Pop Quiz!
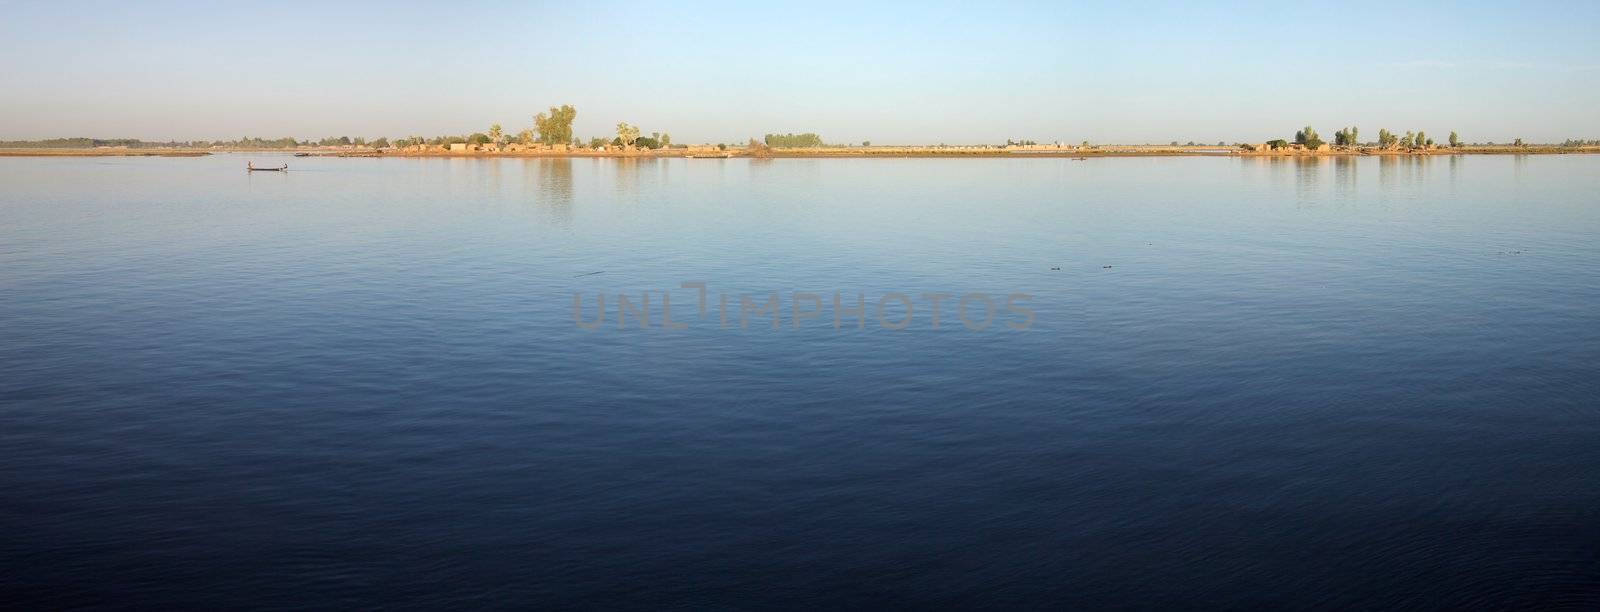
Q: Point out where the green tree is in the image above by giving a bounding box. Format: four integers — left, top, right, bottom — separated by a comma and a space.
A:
1294, 125, 1323, 149
660, 132, 671, 147
1416, 131, 1427, 148
1448, 131, 1459, 147
534, 105, 577, 144
517, 129, 534, 145
1334, 126, 1359, 147
488, 124, 503, 144
468, 133, 491, 145
371, 137, 390, 148
589, 136, 608, 149
763, 133, 824, 147
615, 122, 640, 147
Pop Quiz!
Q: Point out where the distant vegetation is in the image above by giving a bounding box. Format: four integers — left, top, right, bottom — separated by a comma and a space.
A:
1293, 126, 1324, 149
615, 122, 640, 148
5, 115, 1594, 153
764, 133, 824, 148
0, 137, 187, 148
534, 105, 578, 144
1333, 127, 1359, 146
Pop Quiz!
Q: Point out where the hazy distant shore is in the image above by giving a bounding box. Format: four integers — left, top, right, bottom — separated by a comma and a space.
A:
2, 146, 1596, 159
0, 149, 210, 157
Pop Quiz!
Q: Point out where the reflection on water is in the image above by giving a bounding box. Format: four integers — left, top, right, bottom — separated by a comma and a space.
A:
1293, 157, 1322, 206
1333, 155, 1356, 202
533, 158, 573, 225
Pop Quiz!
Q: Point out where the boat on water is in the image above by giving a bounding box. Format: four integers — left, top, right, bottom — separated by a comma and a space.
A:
247, 162, 287, 172
293, 153, 312, 157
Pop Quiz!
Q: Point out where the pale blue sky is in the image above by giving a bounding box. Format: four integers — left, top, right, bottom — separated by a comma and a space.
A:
1, 0, 1596, 143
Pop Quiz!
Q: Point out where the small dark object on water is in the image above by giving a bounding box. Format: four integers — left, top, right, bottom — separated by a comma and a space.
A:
247, 162, 287, 172
574, 271, 606, 278
1050, 267, 1061, 271
1103, 265, 1113, 269
294, 153, 312, 157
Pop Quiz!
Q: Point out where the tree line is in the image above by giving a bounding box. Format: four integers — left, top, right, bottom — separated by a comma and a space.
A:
1256, 126, 1469, 150
764, 133, 825, 148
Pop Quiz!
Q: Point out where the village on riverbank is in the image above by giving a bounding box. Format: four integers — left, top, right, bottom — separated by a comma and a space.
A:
4, 106, 1598, 158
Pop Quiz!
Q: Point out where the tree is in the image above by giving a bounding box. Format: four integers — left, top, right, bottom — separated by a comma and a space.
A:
468, 133, 491, 145
1334, 126, 1359, 147
517, 129, 534, 145
1513, 138, 1524, 147
1266, 139, 1288, 149
371, 137, 390, 148
534, 105, 577, 144
660, 132, 671, 147
1416, 131, 1427, 148
1351, 127, 1359, 146
589, 136, 608, 149
488, 124, 503, 144
862, 140, 871, 147
615, 122, 640, 147
1294, 125, 1323, 149
763, 133, 824, 147
1448, 131, 1459, 147
1403, 131, 1415, 148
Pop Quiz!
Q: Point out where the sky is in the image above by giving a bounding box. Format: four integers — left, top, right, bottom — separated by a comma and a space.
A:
1, 0, 1597, 144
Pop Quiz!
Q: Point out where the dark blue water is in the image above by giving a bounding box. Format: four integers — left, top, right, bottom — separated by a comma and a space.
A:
3, 154, 1599, 608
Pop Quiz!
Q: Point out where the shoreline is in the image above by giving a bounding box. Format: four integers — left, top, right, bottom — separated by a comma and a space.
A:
0, 149, 210, 157
2, 146, 1595, 159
